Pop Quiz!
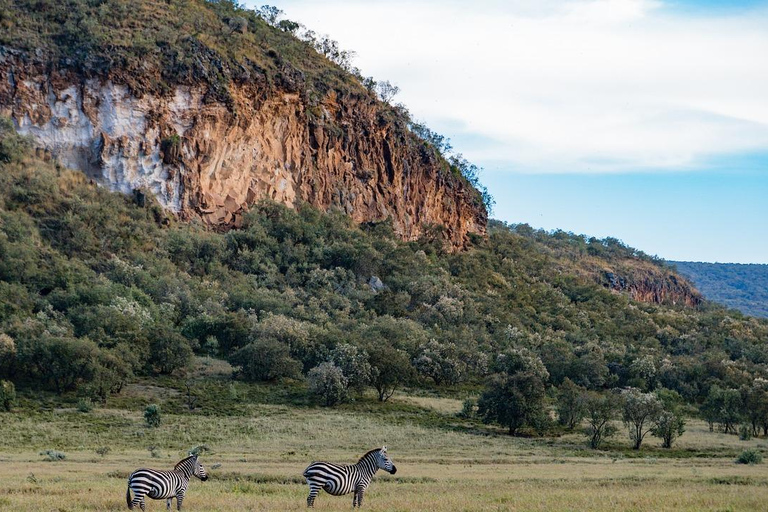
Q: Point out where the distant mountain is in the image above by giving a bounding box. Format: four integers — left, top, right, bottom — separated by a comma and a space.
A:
670, 261, 768, 318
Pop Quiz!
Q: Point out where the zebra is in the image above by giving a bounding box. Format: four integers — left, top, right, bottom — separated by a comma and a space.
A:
303, 445, 397, 508
126, 454, 208, 511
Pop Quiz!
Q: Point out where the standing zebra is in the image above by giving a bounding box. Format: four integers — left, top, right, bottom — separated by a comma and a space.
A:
303, 445, 397, 508
126, 454, 208, 511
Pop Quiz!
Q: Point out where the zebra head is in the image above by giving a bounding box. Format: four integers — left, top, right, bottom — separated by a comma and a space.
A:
377, 446, 397, 474
193, 457, 209, 481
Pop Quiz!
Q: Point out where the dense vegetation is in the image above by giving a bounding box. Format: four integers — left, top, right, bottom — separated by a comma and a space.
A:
2, 122, 768, 441
672, 261, 768, 318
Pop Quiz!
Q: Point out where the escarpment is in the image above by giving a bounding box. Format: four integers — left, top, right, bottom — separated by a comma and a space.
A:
0, 47, 486, 248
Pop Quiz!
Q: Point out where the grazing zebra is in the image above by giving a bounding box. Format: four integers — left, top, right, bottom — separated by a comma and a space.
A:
303, 445, 397, 508
126, 454, 208, 511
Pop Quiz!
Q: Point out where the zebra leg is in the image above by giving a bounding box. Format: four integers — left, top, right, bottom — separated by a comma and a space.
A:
176, 494, 184, 511
166, 498, 172, 511
307, 485, 320, 507
353, 485, 365, 508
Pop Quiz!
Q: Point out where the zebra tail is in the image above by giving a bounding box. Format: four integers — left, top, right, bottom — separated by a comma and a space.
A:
126, 485, 133, 509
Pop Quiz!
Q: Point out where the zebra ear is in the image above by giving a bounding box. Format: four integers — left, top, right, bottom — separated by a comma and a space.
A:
382, 445, 387, 452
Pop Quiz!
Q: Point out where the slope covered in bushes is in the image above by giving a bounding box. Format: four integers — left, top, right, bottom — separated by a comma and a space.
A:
1, 124, 767, 411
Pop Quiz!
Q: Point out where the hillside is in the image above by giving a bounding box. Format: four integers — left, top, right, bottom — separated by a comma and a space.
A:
671, 261, 768, 318
0, 0, 487, 247
1, 126, 766, 412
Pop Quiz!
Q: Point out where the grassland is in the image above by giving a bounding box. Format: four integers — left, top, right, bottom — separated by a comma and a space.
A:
1, 367, 767, 511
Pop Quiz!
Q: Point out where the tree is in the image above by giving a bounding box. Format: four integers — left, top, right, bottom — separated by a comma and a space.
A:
477, 349, 548, 435
376, 80, 399, 103
413, 340, 465, 386
329, 343, 372, 395
307, 362, 348, 406
0, 380, 15, 411
367, 344, 414, 402
701, 386, 743, 434
557, 378, 586, 429
651, 388, 686, 448
0, 333, 16, 377
583, 391, 620, 449
228, 339, 302, 382
741, 381, 768, 437
147, 326, 193, 375
621, 388, 663, 450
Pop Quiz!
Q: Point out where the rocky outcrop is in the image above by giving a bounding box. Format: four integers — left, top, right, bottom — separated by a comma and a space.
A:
0, 48, 486, 248
602, 268, 702, 307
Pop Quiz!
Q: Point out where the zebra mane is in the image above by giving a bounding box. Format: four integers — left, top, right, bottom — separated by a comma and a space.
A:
174, 455, 198, 473
357, 448, 382, 463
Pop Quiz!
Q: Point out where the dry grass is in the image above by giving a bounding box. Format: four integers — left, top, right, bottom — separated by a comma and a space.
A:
0, 402, 767, 511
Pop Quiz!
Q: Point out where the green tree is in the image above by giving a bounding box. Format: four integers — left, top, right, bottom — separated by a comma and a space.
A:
329, 343, 372, 395
228, 339, 302, 382
477, 349, 549, 435
621, 388, 663, 450
413, 340, 466, 386
147, 326, 193, 375
307, 362, 348, 406
367, 344, 414, 402
583, 391, 620, 449
557, 378, 586, 429
0, 380, 15, 411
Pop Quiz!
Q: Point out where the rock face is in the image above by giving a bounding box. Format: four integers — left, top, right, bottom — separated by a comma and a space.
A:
0, 48, 486, 247
602, 268, 702, 307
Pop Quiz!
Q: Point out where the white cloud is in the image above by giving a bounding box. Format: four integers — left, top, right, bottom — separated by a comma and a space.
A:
259, 0, 768, 173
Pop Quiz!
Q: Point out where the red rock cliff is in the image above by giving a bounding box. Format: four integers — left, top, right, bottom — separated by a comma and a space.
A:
0, 48, 486, 248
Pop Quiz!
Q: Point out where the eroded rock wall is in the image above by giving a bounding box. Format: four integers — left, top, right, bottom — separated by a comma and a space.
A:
0, 50, 486, 247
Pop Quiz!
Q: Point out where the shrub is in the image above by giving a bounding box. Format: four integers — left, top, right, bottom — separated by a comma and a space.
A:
652, 411, 686, 448
95, 446, 111, 457
736, 449, 763, 465
229, 339, 301, 382
144, 404, 161, 428
0, 380, 15, 411
329, 343, 372, 395
77, 397, 94, 413
307, 362, 348, 406
739, 424, 753, 441
39, 450, 66, 461
0, 117, 32, 164
458, 398, 477, 419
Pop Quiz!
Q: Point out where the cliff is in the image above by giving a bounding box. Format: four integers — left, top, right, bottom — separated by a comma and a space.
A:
0, 2, 486, 247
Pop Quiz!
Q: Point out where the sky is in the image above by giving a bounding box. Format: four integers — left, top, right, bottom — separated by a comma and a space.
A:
245, 0, 768, 263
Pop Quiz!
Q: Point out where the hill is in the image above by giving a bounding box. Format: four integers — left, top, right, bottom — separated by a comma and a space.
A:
0, 0, 487, 247
671, 261, 768, 318
1, 123, 766, 412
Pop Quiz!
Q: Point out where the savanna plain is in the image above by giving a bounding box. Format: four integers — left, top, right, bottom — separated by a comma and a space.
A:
1, 362, 766, 512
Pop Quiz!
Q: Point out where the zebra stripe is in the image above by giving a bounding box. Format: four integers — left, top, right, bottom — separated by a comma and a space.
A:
303, 446, 397, 508
126, 455, 208, 511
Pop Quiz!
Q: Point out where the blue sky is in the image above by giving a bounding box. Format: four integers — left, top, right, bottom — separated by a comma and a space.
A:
248, 0, 768, 263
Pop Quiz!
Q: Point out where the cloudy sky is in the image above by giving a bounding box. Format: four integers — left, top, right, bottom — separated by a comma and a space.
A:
247, 0, 768, 263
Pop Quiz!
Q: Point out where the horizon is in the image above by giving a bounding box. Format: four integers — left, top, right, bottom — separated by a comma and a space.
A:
252, 0, 768, 264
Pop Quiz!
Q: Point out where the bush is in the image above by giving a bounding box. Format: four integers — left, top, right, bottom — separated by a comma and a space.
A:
76, 397, 94, 413
144, 404, 161, 427
736, 449, 763, 465
329, 343, 372, 395
307, 362, 348, 406
39, 450, 66, 461
95, 446, 111, 457
458, 398, 477, 419
652, 411, 686, 448
0, 380, 15, 411
0, 117, 32, 164
739, 424, 753, 441
229, 339, 301, 382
